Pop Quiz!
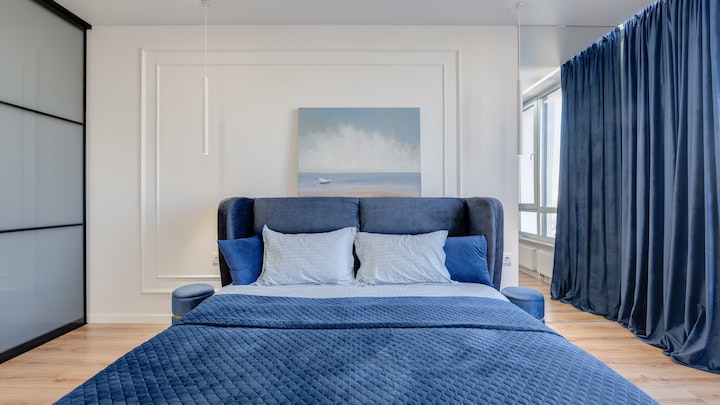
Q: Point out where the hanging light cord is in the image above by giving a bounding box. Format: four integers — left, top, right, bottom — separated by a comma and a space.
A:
515, 1, 524, 156
202, 0, 210, 155
204, 0, 208, 78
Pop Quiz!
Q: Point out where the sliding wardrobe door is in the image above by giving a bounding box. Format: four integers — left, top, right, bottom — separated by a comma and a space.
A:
0, 0, 90, 363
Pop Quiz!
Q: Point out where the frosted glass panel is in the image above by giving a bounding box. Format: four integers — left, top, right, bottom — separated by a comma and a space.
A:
0, 226, 84, 353
0, 0, 86, 363
35, 114, 84, 225
0, 105, 23, 229
0, 104, 83, 231
0, 0, 84, 122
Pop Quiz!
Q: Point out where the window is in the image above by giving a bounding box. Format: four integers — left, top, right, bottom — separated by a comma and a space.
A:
519, 88, 562, 241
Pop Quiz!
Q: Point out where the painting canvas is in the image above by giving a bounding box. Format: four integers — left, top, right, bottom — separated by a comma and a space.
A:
298, 108, 421, 197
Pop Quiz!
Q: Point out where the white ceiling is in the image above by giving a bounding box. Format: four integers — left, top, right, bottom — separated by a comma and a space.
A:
54, 0, 655, 27
53, 0, 656, 94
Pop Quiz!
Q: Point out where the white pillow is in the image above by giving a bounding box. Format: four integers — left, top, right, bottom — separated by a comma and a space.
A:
256, 225, 357, 286
354, 230, 454, 285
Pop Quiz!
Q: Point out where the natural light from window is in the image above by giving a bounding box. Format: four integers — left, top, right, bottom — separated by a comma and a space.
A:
519, 88, 562, 240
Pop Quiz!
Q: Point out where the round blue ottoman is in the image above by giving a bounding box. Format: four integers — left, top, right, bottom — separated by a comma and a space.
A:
171, 283, 215, 324
501, 286, 545, 323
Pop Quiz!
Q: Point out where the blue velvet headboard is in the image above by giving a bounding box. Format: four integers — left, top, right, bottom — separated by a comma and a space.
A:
217, 197, 504, 289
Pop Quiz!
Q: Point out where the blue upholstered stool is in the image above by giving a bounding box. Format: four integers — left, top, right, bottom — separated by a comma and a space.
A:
501, 286, 545, 323
171, 283, 215, 325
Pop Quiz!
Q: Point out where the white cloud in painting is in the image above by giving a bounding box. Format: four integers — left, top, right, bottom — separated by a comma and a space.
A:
299, 124, 420, 173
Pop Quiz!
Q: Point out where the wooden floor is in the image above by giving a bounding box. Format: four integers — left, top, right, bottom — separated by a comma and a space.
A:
0, 274, 718, 404
521, 272, 720, 405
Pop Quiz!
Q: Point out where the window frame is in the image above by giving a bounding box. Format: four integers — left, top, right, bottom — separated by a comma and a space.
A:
519, 86, 561, 243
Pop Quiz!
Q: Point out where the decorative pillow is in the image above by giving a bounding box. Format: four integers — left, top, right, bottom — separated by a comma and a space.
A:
256, 225, 357, 286
444, 235, 492, 286
354, 230, 453, 285
217, 235, 263, 285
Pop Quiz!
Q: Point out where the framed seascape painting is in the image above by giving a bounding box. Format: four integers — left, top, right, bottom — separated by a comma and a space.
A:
298, 107, 421, 197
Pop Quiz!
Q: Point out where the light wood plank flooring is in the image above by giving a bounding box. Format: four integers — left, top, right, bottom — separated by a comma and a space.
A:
0, 324, 167, 404
521, 272, 720, 405
0, 275, 718, 404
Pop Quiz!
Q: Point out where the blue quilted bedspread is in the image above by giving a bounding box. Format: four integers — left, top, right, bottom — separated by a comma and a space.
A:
56, 295, 657, 404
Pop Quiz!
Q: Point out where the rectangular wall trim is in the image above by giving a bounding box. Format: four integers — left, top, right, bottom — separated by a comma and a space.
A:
140, 48, 460, 293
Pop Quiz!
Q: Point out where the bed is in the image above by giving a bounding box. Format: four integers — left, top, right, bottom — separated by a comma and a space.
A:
56, 197, 657, 404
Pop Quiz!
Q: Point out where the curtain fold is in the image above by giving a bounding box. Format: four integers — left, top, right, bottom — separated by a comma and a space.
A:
552, 0, 720, 373
551, 30, 623, 319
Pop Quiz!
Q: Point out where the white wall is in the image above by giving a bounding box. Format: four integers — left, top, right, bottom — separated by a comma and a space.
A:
86, 25, 519, 323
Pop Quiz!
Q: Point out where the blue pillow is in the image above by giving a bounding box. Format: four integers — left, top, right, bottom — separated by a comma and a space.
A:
217, 235, 263, 285
443, 235, 492, 286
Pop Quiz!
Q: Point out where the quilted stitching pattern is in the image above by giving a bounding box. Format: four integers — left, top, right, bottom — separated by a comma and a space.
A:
56, 296, 657, 404
179, 295, 552, 332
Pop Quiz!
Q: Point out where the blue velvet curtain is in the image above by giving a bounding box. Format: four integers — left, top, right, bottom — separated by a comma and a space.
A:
552, 30, 623, 318
552, 0, 720, 373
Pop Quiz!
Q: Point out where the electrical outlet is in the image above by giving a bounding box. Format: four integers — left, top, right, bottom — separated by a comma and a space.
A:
502, 252, 512, 266
211, 252, 220, 266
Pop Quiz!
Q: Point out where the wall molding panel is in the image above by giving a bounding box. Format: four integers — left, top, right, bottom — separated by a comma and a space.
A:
139, 48, 460, 293
87, 25, 519, 322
